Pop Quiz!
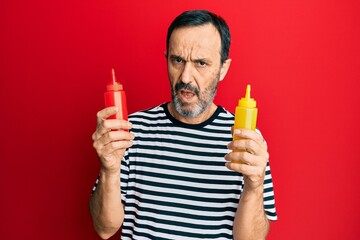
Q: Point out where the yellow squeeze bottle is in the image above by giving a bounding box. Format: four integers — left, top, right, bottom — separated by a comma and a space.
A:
233, 84, 258, 140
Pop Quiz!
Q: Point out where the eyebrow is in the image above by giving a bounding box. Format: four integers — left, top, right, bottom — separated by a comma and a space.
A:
169, 54, 211, 63
169, 54, 184, 60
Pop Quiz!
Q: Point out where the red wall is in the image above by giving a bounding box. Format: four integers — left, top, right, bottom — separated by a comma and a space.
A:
1, 0, 360, 239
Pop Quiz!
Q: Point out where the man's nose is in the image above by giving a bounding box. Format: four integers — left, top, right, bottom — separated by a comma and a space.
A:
180, 62, 192, 84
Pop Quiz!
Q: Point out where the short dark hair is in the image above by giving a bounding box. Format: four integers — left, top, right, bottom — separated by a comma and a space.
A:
166, 10, 231, 64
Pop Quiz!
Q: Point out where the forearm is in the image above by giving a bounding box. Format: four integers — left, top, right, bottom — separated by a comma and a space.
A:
89, 169, 124, 239
233, 187, 269, 240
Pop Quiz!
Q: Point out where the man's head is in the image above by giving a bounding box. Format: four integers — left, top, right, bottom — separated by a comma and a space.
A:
166, 10, 231, 64
166, 10, 232, 119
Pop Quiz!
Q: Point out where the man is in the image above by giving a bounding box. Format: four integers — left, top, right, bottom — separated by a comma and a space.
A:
90, 10, 277, 240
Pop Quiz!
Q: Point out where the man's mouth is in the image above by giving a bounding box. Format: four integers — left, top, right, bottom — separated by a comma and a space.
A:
180, 89, 195, 99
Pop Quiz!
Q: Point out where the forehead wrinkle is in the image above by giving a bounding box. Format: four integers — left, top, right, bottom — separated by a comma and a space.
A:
170, 42, 212, 62
168, 24, 221, 62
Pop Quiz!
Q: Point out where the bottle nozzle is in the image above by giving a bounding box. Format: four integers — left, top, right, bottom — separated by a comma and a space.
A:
239, 84, 256, 108
245, 84, 251, 100
112, 68, 116, 84
107, 68, 123, 91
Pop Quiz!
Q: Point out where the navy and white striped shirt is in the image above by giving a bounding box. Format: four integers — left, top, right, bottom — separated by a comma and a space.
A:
94, 103, 277, 239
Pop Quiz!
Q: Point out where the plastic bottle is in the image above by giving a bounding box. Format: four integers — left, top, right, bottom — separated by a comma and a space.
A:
233, 84, 258, 141
104, 68, 128, 120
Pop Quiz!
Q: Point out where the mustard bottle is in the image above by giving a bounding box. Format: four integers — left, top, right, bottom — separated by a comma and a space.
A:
233, 84, 258, 139
233, 84, 258, 157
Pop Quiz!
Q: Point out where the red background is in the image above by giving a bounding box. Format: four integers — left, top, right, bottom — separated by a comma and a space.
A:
1, 0, 360, 239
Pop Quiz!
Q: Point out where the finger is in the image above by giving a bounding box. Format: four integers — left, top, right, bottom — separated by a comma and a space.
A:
225, 161, 266, 185
101, 140, 133, 157
93, 119, 132, 141
93, 107, 119, 141
228, 139, 257, 154
92, 123, 111, 141
233, 129, 267, 150
103, 119, 132, 131
225, 151, 257, 165
228, 139, 269, 159
97, 106, 119, 123
225, 161, 258, 175
95, 130, 135, 148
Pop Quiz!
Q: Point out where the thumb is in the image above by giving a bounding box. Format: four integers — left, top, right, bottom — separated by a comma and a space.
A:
97, 106, 119, 121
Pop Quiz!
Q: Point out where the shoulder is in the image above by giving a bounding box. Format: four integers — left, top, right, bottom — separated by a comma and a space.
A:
128, 103, 166, 119
213, 106, 235, 124
128, 103, 170, 129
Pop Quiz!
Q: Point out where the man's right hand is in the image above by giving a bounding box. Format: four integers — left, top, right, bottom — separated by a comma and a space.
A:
92, 106, 134, 175
90, 106, 132, 239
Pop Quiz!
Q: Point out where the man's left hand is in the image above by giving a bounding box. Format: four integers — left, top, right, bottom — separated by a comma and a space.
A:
225, 128, 269, 191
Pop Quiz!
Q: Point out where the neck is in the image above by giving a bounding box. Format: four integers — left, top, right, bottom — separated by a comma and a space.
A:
167, 102, 217, 125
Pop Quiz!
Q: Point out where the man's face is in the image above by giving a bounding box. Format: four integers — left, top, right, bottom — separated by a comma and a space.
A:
167, 23, 229, 118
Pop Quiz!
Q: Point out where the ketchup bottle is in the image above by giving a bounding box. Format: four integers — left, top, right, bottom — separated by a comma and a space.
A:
104, 68, 128, 120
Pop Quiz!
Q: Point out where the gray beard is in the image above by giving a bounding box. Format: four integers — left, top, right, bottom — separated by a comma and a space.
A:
173, 95, 213, 118
171, 74, 220, 118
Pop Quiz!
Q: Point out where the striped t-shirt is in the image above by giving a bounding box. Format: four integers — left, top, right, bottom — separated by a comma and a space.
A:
95, 103, 277, 239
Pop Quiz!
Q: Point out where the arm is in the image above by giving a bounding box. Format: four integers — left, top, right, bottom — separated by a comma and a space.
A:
89, 170, 123, 239
225, 129, 270, 240
232, 185, 269, 239
89, 107, 134, 239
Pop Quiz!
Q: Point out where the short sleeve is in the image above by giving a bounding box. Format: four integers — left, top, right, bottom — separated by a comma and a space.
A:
120, 150, 130, 205
263, 162, 277, 220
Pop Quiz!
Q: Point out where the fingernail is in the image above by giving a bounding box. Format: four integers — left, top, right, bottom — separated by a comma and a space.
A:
234, 129, 241, 135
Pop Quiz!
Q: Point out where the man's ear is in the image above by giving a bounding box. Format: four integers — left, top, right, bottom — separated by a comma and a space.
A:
219, 58, 232, 81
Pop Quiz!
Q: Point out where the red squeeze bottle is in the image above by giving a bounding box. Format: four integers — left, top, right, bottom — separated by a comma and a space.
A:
104, 68, 128, 120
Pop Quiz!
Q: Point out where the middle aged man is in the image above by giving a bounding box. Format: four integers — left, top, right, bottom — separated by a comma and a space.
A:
90, 9, 277, 240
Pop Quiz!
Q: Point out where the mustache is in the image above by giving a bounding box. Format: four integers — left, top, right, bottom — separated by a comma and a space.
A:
174, 82, 200, 95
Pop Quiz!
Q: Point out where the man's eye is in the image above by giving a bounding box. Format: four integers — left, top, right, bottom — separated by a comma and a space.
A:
174, 57, 184, 63
198, 61, 206, 67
